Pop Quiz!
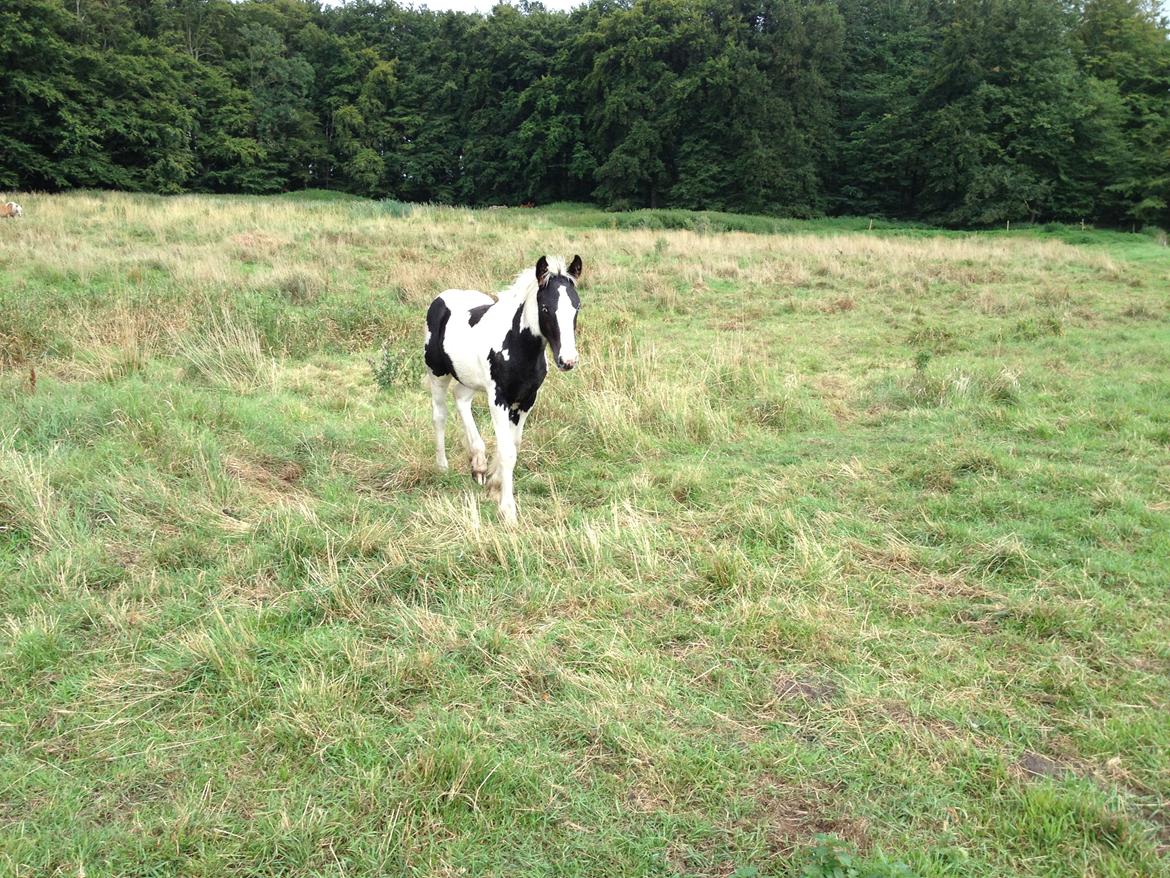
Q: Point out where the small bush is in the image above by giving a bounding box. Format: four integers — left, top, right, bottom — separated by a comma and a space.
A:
370, 343, 414, 391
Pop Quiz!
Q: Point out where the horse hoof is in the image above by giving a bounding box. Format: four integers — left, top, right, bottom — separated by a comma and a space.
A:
472, 471, 487, 486
470, 450, 487, 477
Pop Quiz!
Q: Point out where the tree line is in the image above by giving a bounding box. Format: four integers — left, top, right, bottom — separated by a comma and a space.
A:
2, 0, 1168, 227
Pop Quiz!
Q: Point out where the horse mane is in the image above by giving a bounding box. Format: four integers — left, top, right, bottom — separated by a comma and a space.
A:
495, 256, 567, 304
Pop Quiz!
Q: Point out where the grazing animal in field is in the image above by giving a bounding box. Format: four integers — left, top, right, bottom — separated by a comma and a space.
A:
1, 202, 22, 218
424, 255, 582, 524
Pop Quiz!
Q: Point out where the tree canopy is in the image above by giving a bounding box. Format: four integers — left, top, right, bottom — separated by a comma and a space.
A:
1, 0, 1167, 226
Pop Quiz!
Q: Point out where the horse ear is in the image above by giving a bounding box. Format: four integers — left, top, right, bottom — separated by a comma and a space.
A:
568, 255, 583, 280
535, 256, 548, 284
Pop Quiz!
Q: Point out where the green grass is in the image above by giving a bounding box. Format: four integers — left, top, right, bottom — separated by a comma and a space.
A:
1, 192, 1168, 877
526, 201, 942, 236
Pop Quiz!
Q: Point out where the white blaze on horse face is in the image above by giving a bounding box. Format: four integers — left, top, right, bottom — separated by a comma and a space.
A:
555, 284, 578, 368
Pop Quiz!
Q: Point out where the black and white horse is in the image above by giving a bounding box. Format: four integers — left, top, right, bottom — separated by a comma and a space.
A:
423, 255, 582, 524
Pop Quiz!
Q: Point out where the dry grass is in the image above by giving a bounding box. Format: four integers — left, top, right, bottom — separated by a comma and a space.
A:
0, 193, 1168, 878
175, 309, 277, 394
0, 434, 65, 550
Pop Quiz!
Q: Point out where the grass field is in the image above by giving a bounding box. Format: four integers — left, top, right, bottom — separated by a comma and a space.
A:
1, 191, 1168, 878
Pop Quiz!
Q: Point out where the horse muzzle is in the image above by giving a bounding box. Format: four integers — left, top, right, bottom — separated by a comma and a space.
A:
555, 353, 578, 371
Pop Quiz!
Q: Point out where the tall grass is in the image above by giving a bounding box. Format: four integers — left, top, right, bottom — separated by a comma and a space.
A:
175, 310, 277, 394
0, 193, 1168, 878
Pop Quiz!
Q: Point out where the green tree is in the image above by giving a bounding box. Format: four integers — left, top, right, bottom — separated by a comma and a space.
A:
1, 0, 1166, 226
238, 21, 322, 191
0, 0, 86, 189
1075, 0, 1170, 226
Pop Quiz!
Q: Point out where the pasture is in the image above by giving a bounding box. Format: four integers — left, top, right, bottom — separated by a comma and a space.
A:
1, 191, 1168, 877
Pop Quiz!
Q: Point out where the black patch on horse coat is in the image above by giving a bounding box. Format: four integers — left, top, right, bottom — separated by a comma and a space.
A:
489, 305, 548, 424
424, 297, 456, 379
467, 304, 491, 326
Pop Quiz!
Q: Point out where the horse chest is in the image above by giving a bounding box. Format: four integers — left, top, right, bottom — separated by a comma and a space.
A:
488, 330, 547, 424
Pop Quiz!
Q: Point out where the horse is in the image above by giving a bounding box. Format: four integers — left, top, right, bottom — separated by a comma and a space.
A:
423, 254, 582, 525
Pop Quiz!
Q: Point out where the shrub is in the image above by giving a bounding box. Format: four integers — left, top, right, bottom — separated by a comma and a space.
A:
370, 343, 414, 391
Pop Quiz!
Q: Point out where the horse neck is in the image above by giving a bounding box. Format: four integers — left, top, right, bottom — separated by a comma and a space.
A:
513, 291, 542, 341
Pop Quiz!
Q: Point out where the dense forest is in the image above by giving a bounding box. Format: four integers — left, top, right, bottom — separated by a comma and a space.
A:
2, 0, 1168, 226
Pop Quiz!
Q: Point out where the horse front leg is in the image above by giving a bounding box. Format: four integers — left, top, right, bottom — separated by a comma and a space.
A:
488, 408, 531, 494
428, 374, 451, 471
486, 403, 520, 525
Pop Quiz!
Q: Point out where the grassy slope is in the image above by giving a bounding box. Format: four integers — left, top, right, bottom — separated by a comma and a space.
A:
1, 191, 1168, 878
